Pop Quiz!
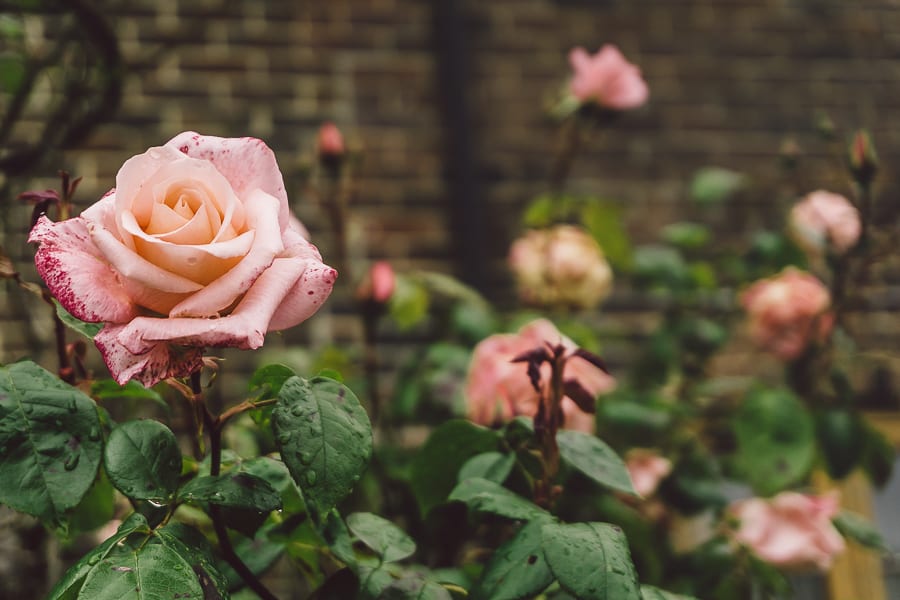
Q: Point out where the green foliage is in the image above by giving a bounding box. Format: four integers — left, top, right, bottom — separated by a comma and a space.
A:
178, 472, 282, 512
346, 512, 416, 562
0, 361, 103, 530
579, 200, 633, 271
833, 510, 889, 552
542, 522, 641, 600
91, 379, 166, 408
273, 376, 373, 521
731, 388, 815, 495
449, 477, 551, 521
557, 430, 636, 495
640, 586, 699, 600
661, 222, 711, 250
689, 167, 746, 205
389, 274, 431, 330
410, 420, 501, 516
104, 419, 182, 502
55, 301, 103, 339
458, 451, 515, 485
816, 409, 865, 480
472, 518, 554, 600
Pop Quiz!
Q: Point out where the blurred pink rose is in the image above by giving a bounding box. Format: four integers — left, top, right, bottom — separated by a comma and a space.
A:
466, 319, 615, 432
625, 449, 672, 497
357, 261, 396, 304
729, 492, 845, 571
740, 268, 833, 360
509, 225, 613, 310
569, 45, 649, 110
317, 122, 345, 158
788, 190, 861, 256
30, 132, 336, 386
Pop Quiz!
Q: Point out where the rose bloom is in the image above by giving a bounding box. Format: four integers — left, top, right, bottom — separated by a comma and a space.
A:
729, 492, 845, 572
625, 449, 672, 497
740, 268, 834, 361
465, 319, 615, 433
509, 225, 613, 310
788, 190, 861, 256
356, 261, 395, 304
30, 132, 336, 386
569, 45, 649, 110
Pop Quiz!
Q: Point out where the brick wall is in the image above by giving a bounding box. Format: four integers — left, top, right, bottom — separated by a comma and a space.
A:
1, 0, 898, 381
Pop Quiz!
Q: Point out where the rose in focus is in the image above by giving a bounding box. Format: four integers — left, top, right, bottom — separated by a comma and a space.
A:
466, 319, 615, 433
569, 45, 649, 110
30, 132, 336, 386
740, 268, 833, 361
788, 190, 861, 257
509, 225, 613, 310
625, 449, 672, 497
728, 492, 845, 571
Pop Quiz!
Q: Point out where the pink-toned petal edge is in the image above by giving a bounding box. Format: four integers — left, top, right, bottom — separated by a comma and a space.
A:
95, 324, 204, 387
29, 216, 138, 324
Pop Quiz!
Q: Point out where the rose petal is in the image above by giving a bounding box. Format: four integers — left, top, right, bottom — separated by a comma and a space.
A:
29, 216, 137, 323
89, 222, 204, 294
168, 189, 284, 317
116, 256, 309, 354
267, 262, 338, 331
166, 131, 291, 232
95, 324, 204, 386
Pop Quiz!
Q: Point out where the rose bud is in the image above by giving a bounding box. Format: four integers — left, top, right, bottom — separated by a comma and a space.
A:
625, 449, 672, 498
29, 132, 337, 386
356, 261, 396, 305
465, 318, 615, 433
509, 225, 613, 310
847, 129, 878, 186
728, 492, 845, 572
740, 268, 834, 361
317, 122, 345, 166
788, 190, 861, 257
568, 45, 648, 110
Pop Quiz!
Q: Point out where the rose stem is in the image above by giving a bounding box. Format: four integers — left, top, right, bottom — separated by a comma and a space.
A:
361, 304, 382, 429
191, 371, 280, 600
534, 347, 565, 509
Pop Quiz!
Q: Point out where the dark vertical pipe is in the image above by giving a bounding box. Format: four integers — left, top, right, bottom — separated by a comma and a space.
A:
431, 0, 485, 290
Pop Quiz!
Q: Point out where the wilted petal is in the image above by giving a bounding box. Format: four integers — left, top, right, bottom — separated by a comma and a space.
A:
95, 324, 204, 386
29, 216, 137, 323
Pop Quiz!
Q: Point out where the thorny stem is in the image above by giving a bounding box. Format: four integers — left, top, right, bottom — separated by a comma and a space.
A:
190, 371, 279, 600
533, 348, 567, 509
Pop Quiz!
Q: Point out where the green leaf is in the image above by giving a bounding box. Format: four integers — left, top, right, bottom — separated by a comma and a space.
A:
389, 275, 430, 330
104, 420, 182, 502
0, 52, 25, 95
65, 467, 115, 535
347, 512, 416, 563
689, 167, 746, 205
273, 376, 372, 520
91, 379, 167, 409
816, 409, 865, 480
78, 541, 205, 599
640, 585, 698, 600
155, 522, 231, 597
833, 510, 888, 552
321, 509, 357, 566
732, 388, 815, 495
580, 200, 633, 271
448, 478, 550, 521
661, 222, 710, 250
380, 575, 454, 600
47, 513, 150, 600
55, 301, 102, 339
632, 245, 688, 289
557, 430, 636, 495
0, 361, 102, 529
472, 518, 554, 600
218, 524, 285, 591
522, 194, 558, 228
458, 452, 515, 485
249, 363, 296, 400
410, 420, 500, 516
178, 472, 282, 512
860, 422, 894, 488
542, 522, 641, 600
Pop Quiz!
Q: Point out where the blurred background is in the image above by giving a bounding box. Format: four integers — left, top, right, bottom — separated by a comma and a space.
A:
1, 0, 899, 598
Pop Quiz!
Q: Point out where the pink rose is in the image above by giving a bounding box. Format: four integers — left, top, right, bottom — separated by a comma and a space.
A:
569, 45, 649, 110
29, 132, 337, 386
509, 225, 613, 310
625, 449, 672, 497
729, 492, 845, 571
788, 190, 861, 256
740, 268, 833, 360
356, 261, 396, 304
317, 122, 345, 158
465, 319, 615, 433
